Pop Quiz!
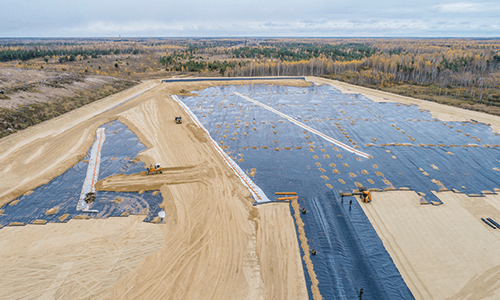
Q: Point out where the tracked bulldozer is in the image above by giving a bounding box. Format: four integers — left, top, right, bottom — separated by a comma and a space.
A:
84, 192, 96, 203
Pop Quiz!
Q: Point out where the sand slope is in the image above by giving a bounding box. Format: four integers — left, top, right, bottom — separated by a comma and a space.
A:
0, 80, 161, 208
0, 79, 308, 299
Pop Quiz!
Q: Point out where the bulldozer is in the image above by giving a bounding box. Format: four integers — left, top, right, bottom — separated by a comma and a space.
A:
84, 192, 96, 203
147, 163, 162, 175
175, 116, 182, 124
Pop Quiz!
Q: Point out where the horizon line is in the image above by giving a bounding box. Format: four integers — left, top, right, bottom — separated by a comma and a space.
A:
0, 36, 499, 40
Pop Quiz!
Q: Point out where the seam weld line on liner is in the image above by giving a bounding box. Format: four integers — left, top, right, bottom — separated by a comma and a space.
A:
77, 127, 105, 211
171, 95, 270, 204
234, 92, 371, 158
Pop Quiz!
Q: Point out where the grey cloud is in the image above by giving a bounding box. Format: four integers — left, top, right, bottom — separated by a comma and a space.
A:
0, 0, 499, 37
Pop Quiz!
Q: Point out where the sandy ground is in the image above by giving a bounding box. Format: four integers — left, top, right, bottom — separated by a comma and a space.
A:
0, 79, 160, 207
0, 78, 308, 299
360, 191, 500, 300
307, 77, 500, 133
0, 67, 130, 109
0, 216, 166, 299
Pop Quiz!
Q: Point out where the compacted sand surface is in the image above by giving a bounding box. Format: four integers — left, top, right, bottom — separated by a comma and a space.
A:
0, 78, 308, 299
359, 191, 500, 300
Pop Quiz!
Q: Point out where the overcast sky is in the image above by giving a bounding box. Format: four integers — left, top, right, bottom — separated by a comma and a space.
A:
1, 0, 499, 38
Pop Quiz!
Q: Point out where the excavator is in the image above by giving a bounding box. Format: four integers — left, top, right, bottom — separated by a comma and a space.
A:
147, 163, 162, 175
175, 116, 182, 124
354, 187, 372, 203
340, 187, 372, 203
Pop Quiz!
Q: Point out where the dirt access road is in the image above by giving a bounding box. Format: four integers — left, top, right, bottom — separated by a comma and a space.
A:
0, 78, 308, 299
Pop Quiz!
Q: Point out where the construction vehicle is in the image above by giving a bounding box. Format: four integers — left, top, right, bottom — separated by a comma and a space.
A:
175, 116, 182, 124
339, 187, 372, 203
147, 163, 162, 175
84, 192, 96, 203
353, 187, 372, 203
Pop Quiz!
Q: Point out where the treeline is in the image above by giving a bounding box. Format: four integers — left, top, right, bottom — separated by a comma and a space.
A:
184, 40, 242, 51
232, 43, 373, 61
158, 42, 375, 75
351, 51, 500, 86
227, 48, 500, 77
160, 56, 236, 74
4, 37, 500, 112
225, 41, 500, 108
0, 48, 141, 62
155, 39, 500, 110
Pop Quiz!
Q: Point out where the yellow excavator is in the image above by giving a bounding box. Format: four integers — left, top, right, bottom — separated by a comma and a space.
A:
353, 187, 372, 203
340, 187, 372, 203
147, 163, 162, 175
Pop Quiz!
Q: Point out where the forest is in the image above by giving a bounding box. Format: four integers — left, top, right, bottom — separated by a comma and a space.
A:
156, 38, 500, 113
2, 38, 500, 115
228, 39, 500, 113
231, 43, 373, 61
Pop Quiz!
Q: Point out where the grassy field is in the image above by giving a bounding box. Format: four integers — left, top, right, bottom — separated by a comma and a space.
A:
0, 78, 137, 138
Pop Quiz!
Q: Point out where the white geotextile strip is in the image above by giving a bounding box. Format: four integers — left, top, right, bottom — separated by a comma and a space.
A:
171, 95, 270, 204
235, 92, 371, 158
77, 127, 106, 210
